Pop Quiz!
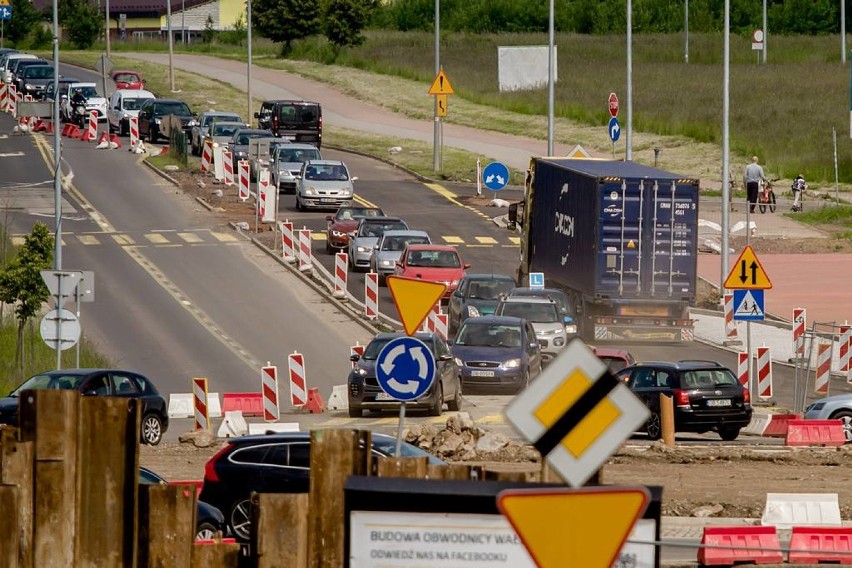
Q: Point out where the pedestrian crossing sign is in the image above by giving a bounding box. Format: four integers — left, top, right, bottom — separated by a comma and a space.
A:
733, 289, 765, 321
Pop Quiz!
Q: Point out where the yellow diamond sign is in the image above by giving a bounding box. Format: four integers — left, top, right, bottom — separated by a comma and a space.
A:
386, 276, 447, 336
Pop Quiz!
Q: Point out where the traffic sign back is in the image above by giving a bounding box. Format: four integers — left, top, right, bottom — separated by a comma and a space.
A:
386, 276, 447, 336
427, 70, 454, 95
608, 92, 619, 117
723, 245, 772, 289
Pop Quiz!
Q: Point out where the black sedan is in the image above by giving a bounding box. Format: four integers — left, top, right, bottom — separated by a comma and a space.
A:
0, 368, 169, 445
139, 466, 225, 541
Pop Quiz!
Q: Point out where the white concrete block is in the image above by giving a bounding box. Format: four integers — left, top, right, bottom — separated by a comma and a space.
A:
327, 384, 349, 411
248, 422, 300, 435
208, 392, 222, 418
217, 410, 248, 438
761, 493, 841, 529
167, 393, 193, 418
743, 412, 771, 436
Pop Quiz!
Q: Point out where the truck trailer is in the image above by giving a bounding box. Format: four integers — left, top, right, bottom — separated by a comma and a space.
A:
508, 158, 699, 342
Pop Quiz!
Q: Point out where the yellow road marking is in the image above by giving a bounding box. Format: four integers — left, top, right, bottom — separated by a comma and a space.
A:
353, 194, 378, 208
442, 236, 464, 244
112, 234, 134, 245
475, 236, 498, 244
509, 236, 521, 245
423, 182, 491, 221
77, 235, 99, 245
178, 232, 203, 243
210, 231, 237, 242
145, 233, 170, 244
311, 233, 327, 241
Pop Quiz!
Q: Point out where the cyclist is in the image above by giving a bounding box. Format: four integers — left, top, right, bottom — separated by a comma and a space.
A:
791, 174, 807, 212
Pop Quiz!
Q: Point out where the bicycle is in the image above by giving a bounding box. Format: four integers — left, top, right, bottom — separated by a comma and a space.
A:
758, 178, 778, 213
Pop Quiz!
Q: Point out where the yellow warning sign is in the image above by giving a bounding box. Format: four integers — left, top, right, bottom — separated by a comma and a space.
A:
386, 276, 447, 336
498, 487, 649, 568
723, 245, 772, 289
627, 240, 635, 249
427, 69, 454, 95
435, 94, 448, 117
0, 0, 9, 6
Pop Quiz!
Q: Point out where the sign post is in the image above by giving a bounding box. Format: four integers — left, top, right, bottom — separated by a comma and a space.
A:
607, 93, 620, 158
427, 69, 454, 173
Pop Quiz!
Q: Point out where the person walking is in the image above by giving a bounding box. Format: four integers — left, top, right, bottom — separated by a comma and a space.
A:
743, 156, 768, 213
791, 174, 807, 212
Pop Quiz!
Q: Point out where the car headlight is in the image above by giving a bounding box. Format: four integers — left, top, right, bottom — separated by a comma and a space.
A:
454, 357, 464, 366
564, 324, 578, 334
450, 280, 459, 286
304, 187, 316, 195
187, 119, 197, 127
502, 358, 521, 369
154, 118, 161, 125
235, 151, 247, 157
331, 230, 346, 238
120, 112, 128, 120
355, 368, 367, 377
25, 84, 35, 91
466, 305, 481, 317
380, 259, 394, 267
553, 337, 565, 347
356, 246, 370, 253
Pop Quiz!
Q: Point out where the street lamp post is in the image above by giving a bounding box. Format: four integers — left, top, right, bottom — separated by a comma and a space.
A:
762, 0, 767, 63
105, 0, 111, 57
247, 0, 253, 123
182, 0, 186, 45
684, 0, 689, 63
546, 0, 554, 156
721, 0, 731, 290
432, 0, 440, 171
626, 0, 633, 160
842, 0, 847, 64
167, 0, 175, 91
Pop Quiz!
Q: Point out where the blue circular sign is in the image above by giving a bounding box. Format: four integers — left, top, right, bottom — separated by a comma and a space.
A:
375, 337, 436, 401
482, 161, 510, 191
608, 117, 621, 142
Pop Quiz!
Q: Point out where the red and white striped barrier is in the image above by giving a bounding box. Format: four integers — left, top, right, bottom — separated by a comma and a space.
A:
129, 116, 139, 149
257, 175, 267, 219
839, 325, 851, 373
7, 85, 17, 115
223, 149, 234, 187
288, 352, 308, 407
237, 160, 250, 201
0, 83, 7, 112
793, 308, 806, 358
814, 340, 833, 395
200, 139, 213, 174
298, 229, 312, 272
82, 111, 98, 142
365, 272, 379, 319
334, 252, 348, 298
279, 220, 295, 262
350, 342, 365, 368
193, 377, 209, 431
756, 346, 772, 399
433, 313, 448, 339
261, 364, 280, 422
737, 351, 749, 388
422, 302, 440, 333
259, 169, 276, 223
724, 292, 737, 341
23, 94, 33, 102
95, 131, 109, 149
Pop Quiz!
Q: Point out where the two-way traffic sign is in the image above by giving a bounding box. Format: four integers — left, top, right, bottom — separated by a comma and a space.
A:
723, 245, 772, 289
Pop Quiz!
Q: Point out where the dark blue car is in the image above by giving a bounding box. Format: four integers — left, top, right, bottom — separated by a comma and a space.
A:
447, 273, 517, 337
449, 316, 542, 394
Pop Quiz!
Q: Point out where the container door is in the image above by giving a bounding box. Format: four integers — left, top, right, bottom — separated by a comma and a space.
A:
598, 179, 645, 296
647, 180, 697, 298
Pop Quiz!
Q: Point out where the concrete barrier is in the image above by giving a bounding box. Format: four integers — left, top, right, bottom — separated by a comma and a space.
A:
168, 393, 193, 418
217, 410, 248, 438
327, 385, 349, 411
761, 493, 841, 529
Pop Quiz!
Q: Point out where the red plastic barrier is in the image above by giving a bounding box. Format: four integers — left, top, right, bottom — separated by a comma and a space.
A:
785, 419, 846, 446
301, 387, 326, 414
789, 526, 852, 564
698, 526, 784, 566
763, 413, 801, 437
61, 123, 72, 137
170, 479, 202, 498
221, 392, 263, 417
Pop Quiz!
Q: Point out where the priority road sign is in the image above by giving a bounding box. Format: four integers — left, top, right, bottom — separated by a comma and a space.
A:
376, 336, 435, 401
723, 245, 772, 289
504, 339, 649, 487
608, 92, 619, 117
427, 69, 454, 95
733, 289, 765, 321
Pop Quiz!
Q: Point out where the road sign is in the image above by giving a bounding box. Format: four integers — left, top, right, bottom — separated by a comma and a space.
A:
723, 245, 772, 289
40, 309, 81, 351
386, 276, 447, 336
505, 339, 649, 487
427, 69, 454, 95
529, 272, 545, 289
566, 144, 591, 159
0, 5, 11, 19
40, 270, 83, 301
482, 161, 509, 191
435, 94, 448, 117
0, 0, 10, 6
733, 289, 765, 321
608, 92, 619, 117
376, 336, 436, 401
498, 487, 649, 568
752, 29, 765, 50
608, 117, 621, 142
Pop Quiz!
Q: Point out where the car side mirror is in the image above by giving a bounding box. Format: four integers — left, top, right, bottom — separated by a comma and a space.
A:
351, 176, 359, 182
439, 354, 453, 361
563, 316, 573, 324
325, 215, 333, 222
254, 112, 260, 119
348, 232, 356, 238
349, 354, 360, 362
83, 390, 97, 396
464, 263, 471, 269
530, 342, 540, 350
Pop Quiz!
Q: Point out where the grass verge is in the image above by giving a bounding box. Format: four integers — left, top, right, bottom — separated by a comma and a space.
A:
786, 204, 852, 228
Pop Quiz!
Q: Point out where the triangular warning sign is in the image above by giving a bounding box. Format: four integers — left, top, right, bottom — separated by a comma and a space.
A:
566, 144, 592, 159
427, 69, 454, 95
723, 245, 772, 289
386, 276, 448, 336
735, 290, 764, 318
627, 240, 636, 249
498, 487, 649, 568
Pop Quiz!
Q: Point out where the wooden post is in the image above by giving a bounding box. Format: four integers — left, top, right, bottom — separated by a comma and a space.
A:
660, 392, 676, 448
75, 397, 140, 566
138, 484, 195, 567
253, 493, 308, 568
19, 390, 79, 567
0, 428, 34, 568
376, 456, 427, 478
307, 429, 371, 568
0, 484, 21, 566
191, 541, 241, 567
483, 468, 540, 482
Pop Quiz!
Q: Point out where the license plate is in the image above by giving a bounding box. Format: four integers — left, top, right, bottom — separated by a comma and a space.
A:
707, 399, 731, 407
374, 392, 396, 401
320, 198, 338, 203
471, 370, 495, 377
284, 135, 296, 140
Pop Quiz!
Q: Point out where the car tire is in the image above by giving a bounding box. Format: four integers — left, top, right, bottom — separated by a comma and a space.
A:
447, 380, 462, 412
325, 240, 333, 254
140, 413, 163, 445
228, 499, 252, 541
718, 427, 741, 442
645, 412, 662, 440
831, 410, 852, 442
348, 406, 363, 418
296, 196, 304, 211
516, 371, 530, 394
195, 522, 219, 541
428, 384, 443, 417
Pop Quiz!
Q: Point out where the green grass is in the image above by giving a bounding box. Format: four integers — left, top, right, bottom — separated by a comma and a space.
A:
785, 204, 852, 227
147, 154, 193, 172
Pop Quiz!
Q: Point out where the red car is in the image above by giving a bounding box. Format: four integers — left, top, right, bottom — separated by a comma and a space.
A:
325, 205, 384, 254
395, 244, 470, 297
111, 70, 144, 90
592, 347, 636, 375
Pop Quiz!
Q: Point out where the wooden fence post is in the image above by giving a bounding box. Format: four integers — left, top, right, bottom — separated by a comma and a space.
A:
253, 493, 308, 568
376, 456, 427, 478
0, 428, 33, 568
0, 484, 21, 566
191, 541, 240, 567
138, 483, 195, 567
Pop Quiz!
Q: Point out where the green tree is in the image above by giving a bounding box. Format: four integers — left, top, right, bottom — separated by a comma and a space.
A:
61, 0, 102, 49
322, 0, 378, 53
202, 14, 217, 43
6, 0, 42, 45
0, 222, 53, 373
254, 0, 320, 53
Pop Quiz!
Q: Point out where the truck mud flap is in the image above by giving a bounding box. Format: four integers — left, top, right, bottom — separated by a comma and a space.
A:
594, 325, 694, 342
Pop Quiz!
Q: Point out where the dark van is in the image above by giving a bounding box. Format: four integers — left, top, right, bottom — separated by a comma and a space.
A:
255, 100, 322, 148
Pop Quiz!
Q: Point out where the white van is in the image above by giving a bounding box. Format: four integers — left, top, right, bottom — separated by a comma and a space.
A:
107, 89, 156, 135
1, 53, 37, 84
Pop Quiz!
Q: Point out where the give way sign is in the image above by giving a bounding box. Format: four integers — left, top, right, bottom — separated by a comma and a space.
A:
608, 92, 619, 118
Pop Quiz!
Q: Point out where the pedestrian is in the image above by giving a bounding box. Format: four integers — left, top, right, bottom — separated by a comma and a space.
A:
743, 156, 768, 213
791, 174, 807, 212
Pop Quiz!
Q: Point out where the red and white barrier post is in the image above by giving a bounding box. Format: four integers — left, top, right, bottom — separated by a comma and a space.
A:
334, 252, 348, 298
838, 324, 851, 374
0, 83, 7, 113
261, 363, 280, 422
792, 308, 806, 360
365, 272, 379, 319
193, 377, 210, 431
756, 346, 772, 400
288, 352, 308, 407
8, 84, 17, 116
815, 340, 833, 395
297, 228, 312, 272
737, 351, 749, 388
201, 140, 213, 174
259, 169, 276, 223
433, 312, 448, 340
237, 160, 250, 201
222, 149, 234, 187
85, 110, 98, 141
723, 292, 738, 343
279, 220, 295, 263
129, 116, 139, 149
350, 342, 365, 368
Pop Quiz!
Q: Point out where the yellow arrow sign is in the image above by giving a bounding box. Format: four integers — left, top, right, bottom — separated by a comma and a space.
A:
498, 487, 649, 568
386, 276, 447, 336
723, 245, 772, 289
427, 69, 454, 95
435, 94, 448, 117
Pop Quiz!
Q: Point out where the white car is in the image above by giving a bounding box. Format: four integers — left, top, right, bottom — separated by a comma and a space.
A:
107, 89, 156, 135
1, 53, 36, 84
295, 160, 358, 211
62, 83, 108, 123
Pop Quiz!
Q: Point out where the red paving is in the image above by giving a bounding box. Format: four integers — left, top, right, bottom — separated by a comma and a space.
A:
698, 253, 852, 325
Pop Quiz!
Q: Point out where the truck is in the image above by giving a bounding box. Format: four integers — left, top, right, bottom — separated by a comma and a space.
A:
508, 158, 699, 342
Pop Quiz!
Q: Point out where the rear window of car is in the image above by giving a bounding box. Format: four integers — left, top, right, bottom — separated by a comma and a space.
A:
600, 356, 630, 374
229, 444, 270, 465
154, 102, 191, 116
683, 369, 738, 388
25, 66, 53, 79
497, 301, 559, 323
277, 103, 320, 125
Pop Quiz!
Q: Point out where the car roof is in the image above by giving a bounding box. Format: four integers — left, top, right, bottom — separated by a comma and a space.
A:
499, 296, 555, 304
465, 273, 516, 282
630, 360, 727, 371
228, 430, 422, 447
36, 368, 142, 375
151, 98, 189, 104
277, 143, 319, 150
380, 230, 429, 238
201, 110, 240, 117
593, 347, 633, 358
462, 315, 525, 326
71, 82, 97, 88
359, 216, 403, 224
210, 121, 246, 127
405, 244, 456, 252
373, 331, 436, 341
113, 89, 155, 98
233, 128, 272, 136
111, 69, 141, 76
510, 287, 567, 296
262, 99, 320, 105
305, 159, 344, 166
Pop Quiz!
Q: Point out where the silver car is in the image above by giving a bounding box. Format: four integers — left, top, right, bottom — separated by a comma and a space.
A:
369, 230, 431, 284
271, 144, 322, 193
204, 121, 245, 148
295, 160, 358, 211
494, 296, 567, 365
805, 393, 852, 441
191, 111, 243, 155
348, 217, 409, 272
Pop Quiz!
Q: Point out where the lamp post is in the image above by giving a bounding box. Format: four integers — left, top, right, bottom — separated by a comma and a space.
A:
167, 0, 175, 91
684, 0, 689, 63
721, 0, 731, 290
247, 0, 253, 123
432, 0, 440, 171
547, 0, 554, 156
105, 0, 111, 56
182, 0, 186, 44
626, 0, 633, 160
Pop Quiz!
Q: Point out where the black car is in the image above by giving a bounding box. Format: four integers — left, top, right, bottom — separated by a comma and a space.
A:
0, 368, 169, 445
199, 431, 445, 540
137, 98, 197, 142
16, 63, 54, 100
347, 332, 462, 418
617, 360, 753, 441
139, 466, 225, 540
255, 99, 322, 148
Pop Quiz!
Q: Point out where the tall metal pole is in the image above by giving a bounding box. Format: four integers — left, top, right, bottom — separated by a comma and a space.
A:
182, 0, 186, 45
167, 0, 175, 91
432, 0, 440, 171
721, 0, 731, 288
53, 0, 62, 370
843, 0, 847, 64
247, 0, 253, 122
684, 0, 689, 63
105, 0, 111, 57
626, 0, 633, 160
546, 0, 555, 155
762, 0, 767, 63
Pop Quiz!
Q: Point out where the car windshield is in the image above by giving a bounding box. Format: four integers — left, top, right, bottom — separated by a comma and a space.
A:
683, 369, 739, 388
405, 250, 461, 268
362, 337, 394, 360
381, 235, 429, 252
9, 373, 85, 396
76, 86, 99, 98
122, 98, 147, 110
336, 207, 382, 221
467, 280, 515, 300
203, 114, 240, 126
114, 73, 139, 82
456, 323, 523, 348
25, 66, 53, 79
212, 124, 241, 137
498, 302, 559, 323
512, 290, 571, 314
358, 222, 405, 237
235, 132, 270, 145
155, 102, 191, 116
278, 148, 321, 163
276, 103, 319, 125
371, 436, 440, 461
600, 356, 630, 374
304, 164, 349, 182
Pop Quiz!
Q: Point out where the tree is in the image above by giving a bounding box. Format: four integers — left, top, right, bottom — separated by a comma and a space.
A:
322, 0, 378, 53
254, 0, 320, 53
6, 0, 42, 45
202, 14, 217, 43
0, 222, 53, 373
61, 0, 102, 49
